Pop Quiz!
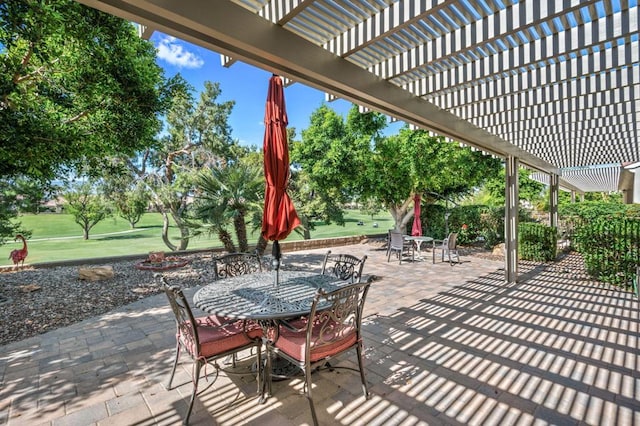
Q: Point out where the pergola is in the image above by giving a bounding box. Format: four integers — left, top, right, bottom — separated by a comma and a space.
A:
77, 0, 639, 282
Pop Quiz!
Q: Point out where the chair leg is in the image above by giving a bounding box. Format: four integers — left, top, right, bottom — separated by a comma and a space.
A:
167, 340, 181, 390
185, 360, 202, 425
304, 362, 319, 426
255, 344, 262, 395
356, 341, 370, 400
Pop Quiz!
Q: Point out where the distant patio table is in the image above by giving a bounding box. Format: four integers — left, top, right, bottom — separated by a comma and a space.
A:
403, 235, 434, 261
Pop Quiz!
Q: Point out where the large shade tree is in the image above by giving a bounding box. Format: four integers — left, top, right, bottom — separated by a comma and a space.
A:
366, 128, 502, 231
294, 104, 502, 233
0, 0, 175, 241
0, 0, 172, 180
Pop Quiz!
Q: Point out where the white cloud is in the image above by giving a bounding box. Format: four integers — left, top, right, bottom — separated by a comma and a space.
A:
155, 36, 204, 69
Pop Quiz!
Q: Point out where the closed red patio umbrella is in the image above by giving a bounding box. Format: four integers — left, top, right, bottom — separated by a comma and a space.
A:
411, 193, 422, 236
262, 75, 301, 282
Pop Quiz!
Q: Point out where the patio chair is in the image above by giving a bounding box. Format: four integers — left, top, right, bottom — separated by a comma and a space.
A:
213, 252, 262, 280
161, 276, 262, 425
321, 250, 367, 283
387, 231, 413, 264
433, 232, 460, 265
267, 280, 372, 425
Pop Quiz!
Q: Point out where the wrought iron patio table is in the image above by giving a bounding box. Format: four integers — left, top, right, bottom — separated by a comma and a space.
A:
193, 270, 351, 400
193, 270, 348, 320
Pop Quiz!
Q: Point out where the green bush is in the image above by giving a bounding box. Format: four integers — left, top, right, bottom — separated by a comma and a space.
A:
519, 223, 557, 261
572, 217, 640, 287
448, 205, 484, 245
421, 204, 534, 249
421, 204, 447, 239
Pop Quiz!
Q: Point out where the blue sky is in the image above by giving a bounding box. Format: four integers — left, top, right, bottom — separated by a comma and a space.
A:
151, 33, 360, 147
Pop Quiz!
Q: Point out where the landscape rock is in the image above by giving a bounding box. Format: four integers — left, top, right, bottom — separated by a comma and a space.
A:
79, 265, 115, 281
492, 243, 505, 256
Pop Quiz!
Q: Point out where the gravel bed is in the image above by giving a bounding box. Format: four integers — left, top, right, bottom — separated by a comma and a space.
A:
0, 252, 222, 346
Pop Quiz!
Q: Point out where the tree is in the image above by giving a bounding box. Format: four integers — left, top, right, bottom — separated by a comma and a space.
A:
64, 182, 111, 240
0, 0, 177, 244
0, 181, 31, 245
360, 198, 384, 220
481, 166, 545, 208
124, 81, 238, 251
293, 104, 501, 232
290, 105, 364, 236
364, 128, 501, 231
0, 0, 174, 182
192, 161, 263, 252
113, 183, 150, 229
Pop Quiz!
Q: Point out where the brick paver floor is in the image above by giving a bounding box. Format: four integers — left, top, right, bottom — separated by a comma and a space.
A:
1, 243, 638, 425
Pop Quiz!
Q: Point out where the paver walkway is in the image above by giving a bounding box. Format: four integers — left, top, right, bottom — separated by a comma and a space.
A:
1, 243, 638, 425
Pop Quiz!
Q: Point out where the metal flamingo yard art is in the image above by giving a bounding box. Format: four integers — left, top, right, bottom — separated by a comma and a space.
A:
9, 234, 28, 269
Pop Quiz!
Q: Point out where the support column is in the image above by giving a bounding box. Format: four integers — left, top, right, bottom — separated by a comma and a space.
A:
549, 173, 559, 229
571, 190, 576, 203
505, 156, 519, 283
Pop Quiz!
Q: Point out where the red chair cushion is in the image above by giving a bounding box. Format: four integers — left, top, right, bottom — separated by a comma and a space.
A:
275, 318, 357, 363
180, 317, 262, 357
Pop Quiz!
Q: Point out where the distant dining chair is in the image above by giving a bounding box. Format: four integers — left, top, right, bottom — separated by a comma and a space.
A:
213, 252, 262, 280
433, 232, 460, 265
321, 251, 367, 283
267, 280, 372, 425
161, 276, 262, 425
387, 231, 412, 264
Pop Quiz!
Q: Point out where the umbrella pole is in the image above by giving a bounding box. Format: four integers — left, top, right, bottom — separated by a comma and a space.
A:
272, 240, 281, 287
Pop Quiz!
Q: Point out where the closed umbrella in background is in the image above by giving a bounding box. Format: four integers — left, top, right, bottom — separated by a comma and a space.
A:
411, 193, 422, 236
261, 75, 301, 283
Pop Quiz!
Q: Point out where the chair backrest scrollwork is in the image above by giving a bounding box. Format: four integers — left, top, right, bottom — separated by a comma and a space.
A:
213, 252, 263, 280
321, 251, 367, 283
306, 281, 371, 354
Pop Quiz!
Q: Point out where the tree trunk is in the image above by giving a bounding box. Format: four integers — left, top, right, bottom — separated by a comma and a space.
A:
161, 211, 177, 251
234, 212, 248, 252
218, 229, 236, 252
389, 195, 416, 232
255, 235, 268, 255
82, 219, 90, 240
300, 216, 311, 239
177, 225, 189, 251
169, 207, 189, 251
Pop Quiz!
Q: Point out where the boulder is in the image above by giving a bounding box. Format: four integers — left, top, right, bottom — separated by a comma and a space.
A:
79, 265, 114, 282
492, 243, 505, 256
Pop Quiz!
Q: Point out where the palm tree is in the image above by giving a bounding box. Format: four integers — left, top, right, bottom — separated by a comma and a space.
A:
193, 162, 263, 252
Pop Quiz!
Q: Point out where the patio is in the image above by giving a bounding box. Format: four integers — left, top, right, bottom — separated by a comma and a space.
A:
1, 243, 639, 425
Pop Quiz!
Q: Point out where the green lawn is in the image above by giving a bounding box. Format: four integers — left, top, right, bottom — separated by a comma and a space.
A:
2, 211, 392, 266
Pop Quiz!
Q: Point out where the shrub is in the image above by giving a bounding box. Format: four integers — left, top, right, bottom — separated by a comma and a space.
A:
572, 217, 640, 287
519, 223, 557, 261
